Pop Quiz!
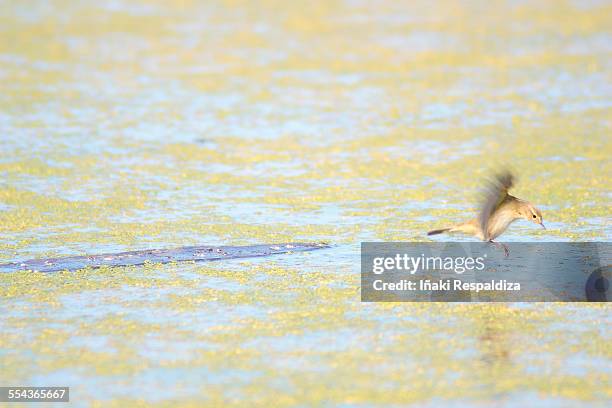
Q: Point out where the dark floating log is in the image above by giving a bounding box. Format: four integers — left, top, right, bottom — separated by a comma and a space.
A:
0, 242, 330, 273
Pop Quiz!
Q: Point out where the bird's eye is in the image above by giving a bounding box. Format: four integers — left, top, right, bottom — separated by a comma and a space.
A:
532, 214, 536, 218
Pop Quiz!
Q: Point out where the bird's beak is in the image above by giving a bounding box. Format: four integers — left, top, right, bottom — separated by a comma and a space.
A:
539, 223, 546, 230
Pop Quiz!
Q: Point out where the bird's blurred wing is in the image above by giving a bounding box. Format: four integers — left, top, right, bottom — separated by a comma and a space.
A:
478, 171, 514, 241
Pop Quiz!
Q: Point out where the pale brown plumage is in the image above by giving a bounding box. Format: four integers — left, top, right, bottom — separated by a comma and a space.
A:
427, 171, 545, 255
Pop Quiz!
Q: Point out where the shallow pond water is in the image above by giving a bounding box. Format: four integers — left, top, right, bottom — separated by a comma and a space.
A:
0, 0, 611, 406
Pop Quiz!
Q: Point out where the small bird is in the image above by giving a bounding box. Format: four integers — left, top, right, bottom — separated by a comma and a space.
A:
427, 171, 546, 256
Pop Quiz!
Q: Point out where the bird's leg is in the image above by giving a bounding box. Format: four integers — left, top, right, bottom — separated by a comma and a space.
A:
489, 240, 509, 257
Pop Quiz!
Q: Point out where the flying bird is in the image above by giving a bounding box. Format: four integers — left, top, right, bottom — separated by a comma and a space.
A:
427, 171, 546, 256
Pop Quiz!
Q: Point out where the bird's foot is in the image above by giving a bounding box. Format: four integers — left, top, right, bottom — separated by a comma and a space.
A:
489, 240, 509, 257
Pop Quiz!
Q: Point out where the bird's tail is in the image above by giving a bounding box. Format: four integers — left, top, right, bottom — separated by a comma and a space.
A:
427, 228, 451, 236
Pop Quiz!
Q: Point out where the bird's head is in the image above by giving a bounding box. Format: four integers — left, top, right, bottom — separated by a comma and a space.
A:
521, 203, 545, 229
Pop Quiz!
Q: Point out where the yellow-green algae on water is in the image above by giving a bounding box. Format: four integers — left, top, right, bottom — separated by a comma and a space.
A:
0, 263, 610, 406
1, 0, 611, 406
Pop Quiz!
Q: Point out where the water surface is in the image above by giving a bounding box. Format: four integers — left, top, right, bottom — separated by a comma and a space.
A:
0, 0, 610, 406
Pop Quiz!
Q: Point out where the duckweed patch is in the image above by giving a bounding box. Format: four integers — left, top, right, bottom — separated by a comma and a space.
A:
1, 0, 610, 405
